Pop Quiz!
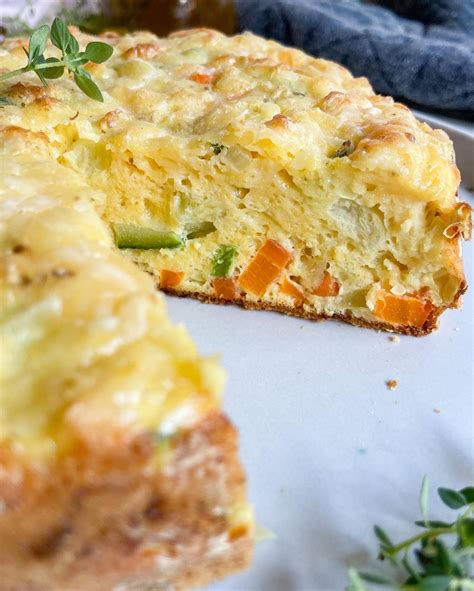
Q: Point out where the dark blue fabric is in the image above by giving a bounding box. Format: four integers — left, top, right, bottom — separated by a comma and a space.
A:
236, 0, 474, 116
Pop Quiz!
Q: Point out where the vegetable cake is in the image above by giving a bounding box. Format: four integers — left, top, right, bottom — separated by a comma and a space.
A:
0, 27, 471, 335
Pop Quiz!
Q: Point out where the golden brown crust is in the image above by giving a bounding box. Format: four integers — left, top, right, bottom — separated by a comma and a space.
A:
0, 413, 252, 591
121, 43, 163, 60
161, 280, 467, 336
6, 82, 48, 103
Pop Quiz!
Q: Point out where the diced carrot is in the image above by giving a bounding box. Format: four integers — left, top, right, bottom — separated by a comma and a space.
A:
280, 275, 305, 304
213, 277, 237, 300
374, 290, 433, 328
238, 239, 292, 297
189, 71, 216, 85
160, 269, 184, 289
312, 272, 340, 297
261, 239, 293, 268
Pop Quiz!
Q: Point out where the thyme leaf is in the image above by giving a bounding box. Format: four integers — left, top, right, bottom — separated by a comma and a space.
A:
0, 18, 113, 102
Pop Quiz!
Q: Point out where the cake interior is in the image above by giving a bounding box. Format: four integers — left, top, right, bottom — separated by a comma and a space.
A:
60, 110, 468, 331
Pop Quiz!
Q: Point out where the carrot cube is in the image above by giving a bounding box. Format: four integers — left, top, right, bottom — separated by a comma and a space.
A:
213, 277, 237, 300
280, 275, 305, 304
238, 239, 292, 297
160, 269, 184, 289
374, 290, 433, 328
312, 272, 340, 297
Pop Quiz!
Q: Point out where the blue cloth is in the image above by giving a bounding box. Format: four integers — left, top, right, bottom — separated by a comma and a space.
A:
236, 0, 474, 116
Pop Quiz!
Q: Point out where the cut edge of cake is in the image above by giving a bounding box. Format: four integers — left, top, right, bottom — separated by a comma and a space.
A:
160, 280, 468, 336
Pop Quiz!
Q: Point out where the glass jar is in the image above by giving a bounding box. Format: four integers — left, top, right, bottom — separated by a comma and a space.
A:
104, 0, 236, 35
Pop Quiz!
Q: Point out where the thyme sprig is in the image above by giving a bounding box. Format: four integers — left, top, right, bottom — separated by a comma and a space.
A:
0, 18, 113, 102
348, 478, 474, 591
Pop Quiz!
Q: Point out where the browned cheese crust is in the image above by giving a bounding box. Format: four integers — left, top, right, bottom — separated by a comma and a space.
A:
0, 414, 252, 591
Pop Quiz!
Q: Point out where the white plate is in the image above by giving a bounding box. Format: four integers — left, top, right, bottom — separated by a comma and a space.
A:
165, 184, 473, 591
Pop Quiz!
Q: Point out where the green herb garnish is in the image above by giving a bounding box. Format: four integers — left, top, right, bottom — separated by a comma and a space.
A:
331, 139, 355, 159
186, 221, 216, 240
211, 245, 236, 277
0, 18, 113, 102
112, 224, 183, 250
348, 477, 474, 591
211, 143, 225, 156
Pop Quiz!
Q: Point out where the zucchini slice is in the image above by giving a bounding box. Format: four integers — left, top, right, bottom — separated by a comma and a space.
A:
112, 224, 183, 249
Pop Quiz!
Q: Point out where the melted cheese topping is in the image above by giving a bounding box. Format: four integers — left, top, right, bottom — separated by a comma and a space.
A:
0, 29, 459, 204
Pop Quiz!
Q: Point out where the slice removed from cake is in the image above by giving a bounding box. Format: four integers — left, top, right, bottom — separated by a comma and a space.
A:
0, 143, 253, 590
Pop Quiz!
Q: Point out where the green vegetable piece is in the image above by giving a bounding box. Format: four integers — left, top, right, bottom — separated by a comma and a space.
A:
112, 224, 183, 250
211, 245, 236, 278
186, 221, 216, 240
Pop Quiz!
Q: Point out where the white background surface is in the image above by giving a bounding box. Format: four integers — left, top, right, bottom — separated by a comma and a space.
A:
166, 185, 473, 591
